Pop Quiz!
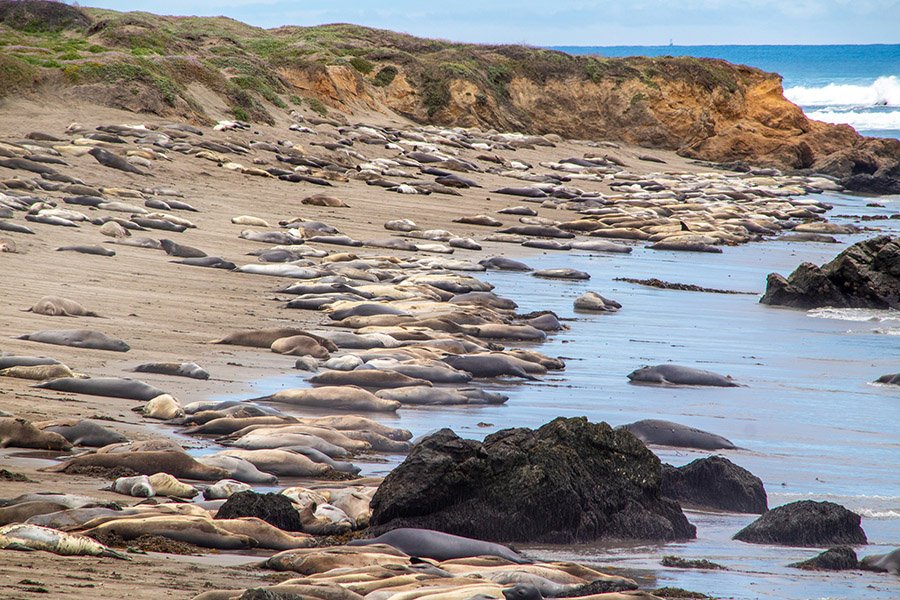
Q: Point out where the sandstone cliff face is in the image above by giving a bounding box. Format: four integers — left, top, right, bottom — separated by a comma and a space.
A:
2, 2, 897, 184
339, 59, 899, 183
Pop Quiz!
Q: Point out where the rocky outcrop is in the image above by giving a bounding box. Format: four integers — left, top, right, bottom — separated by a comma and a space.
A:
789, 546, 859, 571
216, 491, 303, 532
661, 456, 768, 514
733, 500, 867, 547
761, 236, 900, 309
368, 417, 696, 543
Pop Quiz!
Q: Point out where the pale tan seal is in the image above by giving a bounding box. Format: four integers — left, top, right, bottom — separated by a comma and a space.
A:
26, 296, 101, 317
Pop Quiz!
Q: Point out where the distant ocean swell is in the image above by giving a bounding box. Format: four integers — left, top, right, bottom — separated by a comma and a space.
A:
784, 75, 900, 132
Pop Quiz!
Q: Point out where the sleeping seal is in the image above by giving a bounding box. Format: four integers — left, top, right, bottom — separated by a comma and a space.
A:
16, 329, 129, 352
133, 362, 210, 380
627, 364, 739, 387
349, 528, 530, 564
619, 419, 737, 451
33, 377, 164, 401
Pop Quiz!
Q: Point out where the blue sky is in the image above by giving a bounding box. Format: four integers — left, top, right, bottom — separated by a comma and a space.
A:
85, 1, 900, 45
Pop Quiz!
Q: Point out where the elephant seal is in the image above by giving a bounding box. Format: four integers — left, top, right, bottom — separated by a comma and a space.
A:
465, 324, 546, 341
330, 303, 411, 321
627, 364, 739, 387
160, 238, 207, 258
34, 377, 164, 401
0, 523, 129, 559
184, 416, 298, 436
288, 446, 361, 474
36, 419, 127, 447
381, 363, 472, 384
0, 418, 72, 450
26, 296, 101, 317
148, 472, 199, 498
255, 386, 401, 412
0, 356, 60, 370
308, 370, 432, 389
350, 528, 530, 564
0, 363, 76, 380
454, 215, 501, 227
203, 479, 252, 500
376, 386, 479, 406
133, 362, 209, 380
619, 419, 737, 450
302, 194, 349, 208
213, 328, 337, 351
216, 449, 331, 478
88, 147, 146, 174
271, 335, 331, 358
140, 394, 185, 419
228, 432, 351, 459
442, 355, 538, 380
81, 516, 254, 550
17, 329, 130, 352
860, 548, 900, 574
213, 517, 316, 550
571, 240, 633, 253
532, 268, 590, 280
111, 474, 155, 497
45, 451, 229, 480
650, 240, 723, 253
175, 256, 237, 270
55, 244, 116, 256
479, 257, 532, 271
232, 215, 270, 227
574, 292, 621, 312
196, 455, 278, 484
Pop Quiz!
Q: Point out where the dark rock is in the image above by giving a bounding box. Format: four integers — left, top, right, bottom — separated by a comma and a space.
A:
651, 588, 709, 599
661, 555, 726, 570
661, 456, 768, 514
733, 500, 867, 547
842, 174, 900, 195
369, 417, 696, 543
551, 578, 638, 596
215, 491, 303, 532
238, 590, 304, 600
761, 236, 900, 309
875, 373, 900, 385
789, 546, 859, 571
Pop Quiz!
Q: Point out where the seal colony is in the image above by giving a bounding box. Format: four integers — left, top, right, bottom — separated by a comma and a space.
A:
0, 94, 896, 599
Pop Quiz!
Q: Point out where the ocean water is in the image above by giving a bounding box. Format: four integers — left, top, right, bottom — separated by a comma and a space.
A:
243, 192, 900, 599
554, 45, 900, 140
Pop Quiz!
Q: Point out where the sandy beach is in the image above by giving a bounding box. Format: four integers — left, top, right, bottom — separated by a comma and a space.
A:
1, 90, 896, 600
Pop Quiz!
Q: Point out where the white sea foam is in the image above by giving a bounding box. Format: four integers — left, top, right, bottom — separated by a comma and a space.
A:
857, 508, 900, 519
807, 307, 900, 322
784, 75, 900, 107
805, 109, 900, 131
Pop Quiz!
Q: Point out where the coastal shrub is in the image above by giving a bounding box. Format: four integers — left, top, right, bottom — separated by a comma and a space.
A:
486, 64, 512, 98
349, 56, 374, 74
289, 94, 302, 105
305, 97, 328, 116
0, 0, 91, 33
232, 106, 249, 121
0, 54, 38, 96
62, 60, 181, 107
420, 68, 451, 116
372, 65, 397, 87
